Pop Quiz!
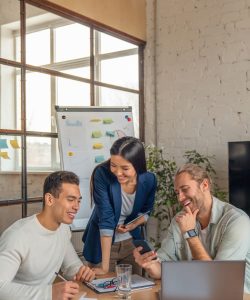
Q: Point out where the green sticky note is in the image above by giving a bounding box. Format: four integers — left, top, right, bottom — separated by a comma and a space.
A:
91, 131, 102, 138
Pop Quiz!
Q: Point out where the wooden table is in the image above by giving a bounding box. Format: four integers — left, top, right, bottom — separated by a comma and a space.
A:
75, 278, 250, 300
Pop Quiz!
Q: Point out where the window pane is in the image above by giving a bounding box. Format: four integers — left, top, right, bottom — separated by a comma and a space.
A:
26, 29, 50, 65
64, 66, 90, 79
57, 77, 90, 106
99, 54, 139, 89
27, 136, 60, 171
25, 4, 63, 67
0, 65, 21, 130
0, 135, 22, 172
0, 205, 22, 233
55, 23, 90, 62
0, 135, 22, 201
98, 87, 139, 137
0, 173, 21, 201
27, 173, 49, 198
99, 31, 136, 54
27, 201, 43, 216
0, 0, 20, 61
26, 72, 51, 132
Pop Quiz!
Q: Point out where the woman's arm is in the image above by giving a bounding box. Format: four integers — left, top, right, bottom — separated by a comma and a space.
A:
90, 167, 117, 274
93, 236, 112, 275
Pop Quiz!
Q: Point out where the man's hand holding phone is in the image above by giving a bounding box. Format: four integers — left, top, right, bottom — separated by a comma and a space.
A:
133, 240, 158, 268
133, 239, 161, 279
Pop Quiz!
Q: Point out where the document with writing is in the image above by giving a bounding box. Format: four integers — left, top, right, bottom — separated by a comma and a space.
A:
85, 274, 155, 293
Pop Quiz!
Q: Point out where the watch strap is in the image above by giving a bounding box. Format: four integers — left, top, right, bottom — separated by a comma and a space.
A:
183, 229, 197, 239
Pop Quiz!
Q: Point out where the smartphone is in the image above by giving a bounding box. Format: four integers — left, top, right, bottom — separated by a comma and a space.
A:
133, 239, 155, 254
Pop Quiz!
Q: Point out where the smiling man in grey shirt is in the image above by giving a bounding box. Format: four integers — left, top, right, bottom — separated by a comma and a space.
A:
133, 164, 250, 293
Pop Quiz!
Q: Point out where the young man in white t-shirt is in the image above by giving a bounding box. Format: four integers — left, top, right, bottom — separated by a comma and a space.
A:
0, 171, 95, 300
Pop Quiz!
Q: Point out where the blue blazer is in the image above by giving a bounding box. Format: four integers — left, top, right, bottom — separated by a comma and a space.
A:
82, 164, 157, 264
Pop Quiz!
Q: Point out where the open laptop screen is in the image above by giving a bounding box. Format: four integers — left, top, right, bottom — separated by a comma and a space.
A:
161, 260, 245, 300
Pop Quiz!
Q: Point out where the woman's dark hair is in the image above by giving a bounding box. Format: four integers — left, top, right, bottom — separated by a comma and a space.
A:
90, 137, 147, 206
109, 136, 147, 174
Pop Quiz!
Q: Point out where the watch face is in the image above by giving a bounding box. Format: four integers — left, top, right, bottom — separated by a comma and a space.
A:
188, 229, 197, 237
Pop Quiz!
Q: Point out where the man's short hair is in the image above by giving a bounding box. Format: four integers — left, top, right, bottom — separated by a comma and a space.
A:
175, 163, 212, 188
43, 171, 79, 200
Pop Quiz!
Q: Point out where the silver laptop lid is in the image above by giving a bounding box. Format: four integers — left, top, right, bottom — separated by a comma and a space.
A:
161, 260, 245, 300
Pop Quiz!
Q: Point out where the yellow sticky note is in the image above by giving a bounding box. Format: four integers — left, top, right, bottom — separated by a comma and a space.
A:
10, 140, 20, 149
90, 118, 102, 122
93, 143, 103, 149
68, 151, 74, 157
0, 152, 10, 159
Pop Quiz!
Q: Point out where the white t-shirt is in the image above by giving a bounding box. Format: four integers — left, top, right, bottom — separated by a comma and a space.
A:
0, 214, 83, 300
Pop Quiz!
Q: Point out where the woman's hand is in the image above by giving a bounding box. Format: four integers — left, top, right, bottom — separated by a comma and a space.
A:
92, 267, 109, 275
74, 265, 95, 282
116, 223, 136, 233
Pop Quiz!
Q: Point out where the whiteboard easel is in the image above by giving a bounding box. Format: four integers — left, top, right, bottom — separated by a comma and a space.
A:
55, 106, 135, 230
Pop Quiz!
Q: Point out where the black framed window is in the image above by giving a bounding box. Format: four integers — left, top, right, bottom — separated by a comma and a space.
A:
0, 0, 145, 227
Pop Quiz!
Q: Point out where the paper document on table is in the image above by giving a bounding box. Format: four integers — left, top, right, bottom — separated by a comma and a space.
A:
85, 274, 155, 293
131, 274, 155, 290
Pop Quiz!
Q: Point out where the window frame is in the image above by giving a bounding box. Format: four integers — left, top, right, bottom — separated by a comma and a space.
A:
0, 0, 145, 216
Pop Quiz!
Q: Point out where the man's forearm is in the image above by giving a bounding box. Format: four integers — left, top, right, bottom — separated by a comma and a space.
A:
187, 237, 212, 260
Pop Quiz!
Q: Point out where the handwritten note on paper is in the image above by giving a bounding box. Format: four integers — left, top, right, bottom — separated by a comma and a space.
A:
0, 152, 10, 159
0, 139, 8, 149
10, 140, 20, 149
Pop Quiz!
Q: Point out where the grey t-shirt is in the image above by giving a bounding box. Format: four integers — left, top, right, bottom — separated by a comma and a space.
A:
115, 189, 135, 242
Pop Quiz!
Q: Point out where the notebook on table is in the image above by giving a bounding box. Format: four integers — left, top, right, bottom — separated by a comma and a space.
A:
160, 260, 245, 300
85, 274, 155, 293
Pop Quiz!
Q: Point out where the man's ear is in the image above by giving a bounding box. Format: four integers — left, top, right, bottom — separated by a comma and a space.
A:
201, 178, 210, 192
44, 193, 55, 207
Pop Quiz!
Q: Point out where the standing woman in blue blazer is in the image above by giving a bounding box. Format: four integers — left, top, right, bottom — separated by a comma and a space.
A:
82, 137, 157, 275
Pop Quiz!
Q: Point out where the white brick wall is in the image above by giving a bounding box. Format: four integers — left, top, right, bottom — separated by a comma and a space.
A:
145, 0, 250, 192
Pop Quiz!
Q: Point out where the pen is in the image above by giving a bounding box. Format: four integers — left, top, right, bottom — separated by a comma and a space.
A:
55, 272, 67, 281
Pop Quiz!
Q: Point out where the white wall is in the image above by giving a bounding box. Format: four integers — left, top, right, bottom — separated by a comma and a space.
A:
145, 0, 250, 191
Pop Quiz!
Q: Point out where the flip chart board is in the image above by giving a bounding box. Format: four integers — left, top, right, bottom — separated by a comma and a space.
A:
55, 106, 134, 229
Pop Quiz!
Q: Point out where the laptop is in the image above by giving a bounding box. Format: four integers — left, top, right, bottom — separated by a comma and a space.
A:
160, 260, 245, 300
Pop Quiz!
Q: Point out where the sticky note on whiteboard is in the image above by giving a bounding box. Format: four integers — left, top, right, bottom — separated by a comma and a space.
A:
103, 118, 113, 124
95, 155, 105, 163
93, 143, 103, 149
91, 131, 102, 138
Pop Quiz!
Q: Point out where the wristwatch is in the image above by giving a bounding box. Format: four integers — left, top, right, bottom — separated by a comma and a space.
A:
183, 229, 197, 239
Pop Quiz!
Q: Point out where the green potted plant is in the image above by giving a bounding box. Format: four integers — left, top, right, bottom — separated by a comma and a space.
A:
146, 145, 179, 248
